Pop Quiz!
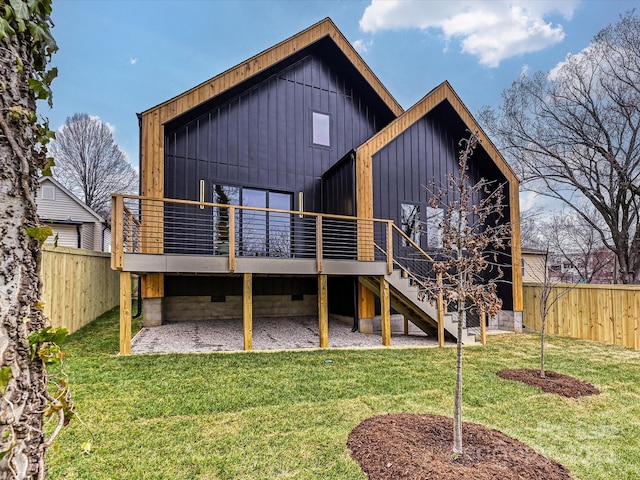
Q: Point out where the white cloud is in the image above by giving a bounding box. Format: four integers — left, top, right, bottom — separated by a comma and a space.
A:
353, 38, 373, 54
130, 57, 138, 66
359, 0, 578, 67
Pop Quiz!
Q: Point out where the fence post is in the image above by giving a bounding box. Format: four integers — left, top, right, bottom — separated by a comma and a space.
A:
480, 309, 487, 346
380, 277, 391, 346
243, 273, 252, 351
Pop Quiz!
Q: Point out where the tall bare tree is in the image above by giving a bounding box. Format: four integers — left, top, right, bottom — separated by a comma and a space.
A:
0, 1, 70, 478
50, 113, 138, 218
480, 11, 640, 284
542, 209, 616, 283
427, 133, 510, 455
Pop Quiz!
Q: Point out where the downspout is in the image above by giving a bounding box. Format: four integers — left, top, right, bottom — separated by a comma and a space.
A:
133, 275, 142, 319
76, 224, 82, 248
102, 223, 108, 252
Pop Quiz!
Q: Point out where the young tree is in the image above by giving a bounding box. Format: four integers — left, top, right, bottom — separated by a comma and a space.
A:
50, 113, 138, 218
480, 11, 640, 284
0, 1, 70, 478
428, 133, 510, 455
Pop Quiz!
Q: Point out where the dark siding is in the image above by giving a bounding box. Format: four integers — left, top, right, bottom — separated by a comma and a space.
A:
321, 151, 355, 216
166, 54, 390, 213
165, 275, 317, 297
372, 101, 513, 308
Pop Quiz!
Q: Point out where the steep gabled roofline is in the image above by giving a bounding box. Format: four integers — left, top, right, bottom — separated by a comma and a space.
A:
38, 176, 106, 223
357, 81, 519, 184
141, 17, 403, 122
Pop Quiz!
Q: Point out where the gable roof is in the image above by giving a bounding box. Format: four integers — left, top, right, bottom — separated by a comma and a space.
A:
356, 81, 519, 184
141, 17, 403, 125
38, 176, 106, 223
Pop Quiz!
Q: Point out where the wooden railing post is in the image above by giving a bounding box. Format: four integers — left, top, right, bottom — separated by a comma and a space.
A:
386, 221, 393, 274
229, 206, 236, 273
243, 273, 252, 351
437, 272, 445, 347
380, 277, 391, 346
119, 271, 131, 355
111, 195, 124, 271
318, 274, 328, 347
316, 215, 323, 273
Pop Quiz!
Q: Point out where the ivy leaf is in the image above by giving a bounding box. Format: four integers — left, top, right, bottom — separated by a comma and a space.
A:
0, 17, 16, 41
26, 224, 53, 244
0, 366, 12, 395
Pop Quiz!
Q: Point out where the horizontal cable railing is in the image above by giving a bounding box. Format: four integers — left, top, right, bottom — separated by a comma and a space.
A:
111, 195, 392, 272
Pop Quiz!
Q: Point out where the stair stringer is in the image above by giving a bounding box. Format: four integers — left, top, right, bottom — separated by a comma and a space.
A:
359, 271, 478, 344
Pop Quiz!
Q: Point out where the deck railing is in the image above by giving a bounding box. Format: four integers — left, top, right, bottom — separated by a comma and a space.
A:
111, 194, 394, 273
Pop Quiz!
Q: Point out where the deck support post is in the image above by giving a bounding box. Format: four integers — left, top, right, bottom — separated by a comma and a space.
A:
243, 273, 253, 351
480, 310, 487, 346
437, 272, 445, 348
120, 271, 132, 355
380, 277, 391, 346
318, 274, 328, 348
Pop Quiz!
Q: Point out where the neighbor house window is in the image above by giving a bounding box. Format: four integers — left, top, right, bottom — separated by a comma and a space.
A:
41, 185, 55, 200
312, 111, 330, 147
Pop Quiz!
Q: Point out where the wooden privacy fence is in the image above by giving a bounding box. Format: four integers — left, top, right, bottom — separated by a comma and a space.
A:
523, 283, 640, 350
41, 244, 120, 334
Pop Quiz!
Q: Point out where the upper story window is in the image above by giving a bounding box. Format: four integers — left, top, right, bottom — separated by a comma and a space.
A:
312, 111, 330, 147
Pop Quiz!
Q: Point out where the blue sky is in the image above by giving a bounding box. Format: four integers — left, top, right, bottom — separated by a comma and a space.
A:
46, 0, 637, 187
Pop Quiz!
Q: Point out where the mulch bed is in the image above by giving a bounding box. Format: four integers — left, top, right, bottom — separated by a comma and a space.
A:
496, 369, 600, 398
348, 413, 573, 479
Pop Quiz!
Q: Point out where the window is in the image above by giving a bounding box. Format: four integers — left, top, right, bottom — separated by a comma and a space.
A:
41, 185, 55, 200
401, 203, 421, 246
212, 184, 292, 257
312, 111, 330, 147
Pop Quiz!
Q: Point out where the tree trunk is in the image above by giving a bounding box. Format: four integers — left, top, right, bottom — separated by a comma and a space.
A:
453, 302, 464, 455
0, 26, 49, 480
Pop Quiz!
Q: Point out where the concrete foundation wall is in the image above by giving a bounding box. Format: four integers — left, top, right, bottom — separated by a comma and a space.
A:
164, 294, 318, 322
489, 310, 523, 333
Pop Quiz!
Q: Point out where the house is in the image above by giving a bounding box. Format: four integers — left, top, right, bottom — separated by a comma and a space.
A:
521, 247, 548, 283
111, 18, 522, 354
37, 176, 111, 252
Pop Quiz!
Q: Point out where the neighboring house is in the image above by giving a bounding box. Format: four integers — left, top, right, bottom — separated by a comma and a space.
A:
37, 176, 111, 252
111, 18, 522, 351
547, 248, 616, 284
521, 247, 548, 283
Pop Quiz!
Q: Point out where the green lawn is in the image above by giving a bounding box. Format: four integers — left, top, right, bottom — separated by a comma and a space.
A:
47, 308, 640, 479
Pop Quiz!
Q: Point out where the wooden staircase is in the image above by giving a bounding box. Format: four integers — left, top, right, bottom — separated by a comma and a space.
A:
359, 270, 479, 344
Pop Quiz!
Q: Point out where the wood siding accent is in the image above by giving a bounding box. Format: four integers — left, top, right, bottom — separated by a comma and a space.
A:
356, 81, 522, 312
41, 245, 119, 334
523, 283, 640, 350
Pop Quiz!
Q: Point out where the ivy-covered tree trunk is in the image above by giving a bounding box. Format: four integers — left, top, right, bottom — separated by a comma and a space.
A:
0, 11, 50, 480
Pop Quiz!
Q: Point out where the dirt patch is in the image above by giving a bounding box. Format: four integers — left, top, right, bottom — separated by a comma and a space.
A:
496, 369, 600, 398
348, 413, 573, 479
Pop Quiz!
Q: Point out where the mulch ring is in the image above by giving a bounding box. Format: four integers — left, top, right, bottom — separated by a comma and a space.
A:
496, 369, 600, 398
348, 413, 573, 480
